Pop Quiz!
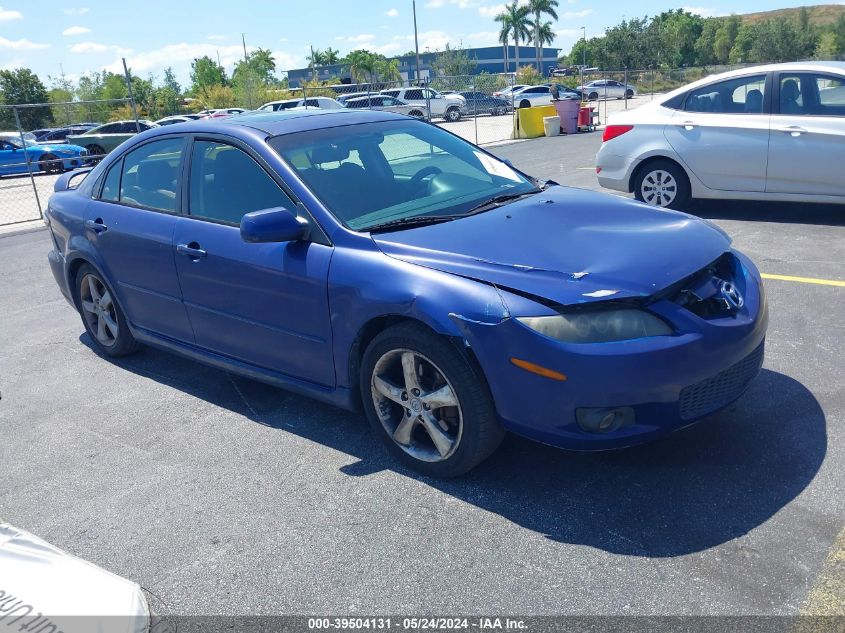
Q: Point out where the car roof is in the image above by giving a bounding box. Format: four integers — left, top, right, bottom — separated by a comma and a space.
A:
145, 109, 407, 138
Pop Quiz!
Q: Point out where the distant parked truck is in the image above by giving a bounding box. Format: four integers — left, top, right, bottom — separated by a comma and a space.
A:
380, 87, 467, 122
66, 120, 158, 160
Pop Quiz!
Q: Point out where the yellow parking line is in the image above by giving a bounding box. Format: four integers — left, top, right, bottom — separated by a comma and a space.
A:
799, 524, 845, 617
762, 273, 845, 288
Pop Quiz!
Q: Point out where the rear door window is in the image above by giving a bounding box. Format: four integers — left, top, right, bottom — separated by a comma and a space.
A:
684, 75, 767, 114
118, 137, 184, 212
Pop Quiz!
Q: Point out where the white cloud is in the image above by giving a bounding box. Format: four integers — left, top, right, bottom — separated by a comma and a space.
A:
555, 28, 583, 38
0, 5, 22, 21
0, 57, 24, 71
425, 0, 479, 9
62, 26, 91, 36
683, 6, 720, 17
206, 34, 226, 41
478, 4, 505, 18
98, 42, 302, 82
0, 36, 49, 51
70, 41, 132, 55
63, 7, 89, 15
335, 33, 376, 44
386, 8, 399, 17
561, 8, 593, 18
466, 30, 499, 45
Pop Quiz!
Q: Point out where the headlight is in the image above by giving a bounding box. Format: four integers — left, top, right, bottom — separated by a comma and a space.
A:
517, 308, 673, 344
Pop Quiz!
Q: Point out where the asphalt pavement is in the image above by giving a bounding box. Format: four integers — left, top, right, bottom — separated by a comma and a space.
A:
0, 133, 843, 617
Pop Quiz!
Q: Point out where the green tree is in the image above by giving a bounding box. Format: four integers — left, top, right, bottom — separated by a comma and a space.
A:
714, 16, 741, 64
190, 56, 228, 96
433, 44, 477, 77
344, 49, 378, 84
527, 0, 559, 73
694, 18, 720, 66
0, 68, 53, 129
750, 18, 801, 62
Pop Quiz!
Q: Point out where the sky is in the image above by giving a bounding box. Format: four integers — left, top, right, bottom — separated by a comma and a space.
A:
0, 0, 840, 87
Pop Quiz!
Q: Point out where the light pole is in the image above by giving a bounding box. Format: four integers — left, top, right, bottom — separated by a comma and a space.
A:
413, 0, 422, 85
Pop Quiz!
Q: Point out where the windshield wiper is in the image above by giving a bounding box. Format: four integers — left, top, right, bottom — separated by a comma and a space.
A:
365, 215, 458, 233
460, 189, 541, 217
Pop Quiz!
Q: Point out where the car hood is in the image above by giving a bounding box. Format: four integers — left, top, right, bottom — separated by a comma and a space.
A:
371, 187, 731, 306
37, 143, 83, 152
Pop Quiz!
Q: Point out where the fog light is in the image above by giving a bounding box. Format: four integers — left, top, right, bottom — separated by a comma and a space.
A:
576, 407, 635, 434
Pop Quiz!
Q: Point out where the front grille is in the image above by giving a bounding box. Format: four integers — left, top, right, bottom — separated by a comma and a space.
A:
679, 342, 764, 420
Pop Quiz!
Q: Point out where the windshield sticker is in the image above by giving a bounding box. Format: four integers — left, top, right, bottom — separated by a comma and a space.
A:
473, 151, 522, 183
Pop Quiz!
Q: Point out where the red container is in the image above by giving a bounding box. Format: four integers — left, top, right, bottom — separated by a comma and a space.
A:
578, 106, 593, 128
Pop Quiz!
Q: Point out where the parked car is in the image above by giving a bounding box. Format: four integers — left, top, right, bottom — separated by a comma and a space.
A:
258, 97, 344, 112
66, 120, 158, 159
335, 92, 371, 105
596, 61, 845, 209
380, 87, 466, 122
492, 85, 528, 98
578, 80, 637, 100
35, 125, 98, 144
511, 85, 559, 108
154, 116, 194, 126
0, 133, 88, 175
457, 91, 512, 116
343, 96, 428, 119
45, 109, 767, 477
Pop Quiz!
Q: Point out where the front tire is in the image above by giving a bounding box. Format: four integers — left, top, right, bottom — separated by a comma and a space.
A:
519, 99, 531, 109
633, 160, 691, 210
75, 264, 139, 357
444, 107, 461, 122
360, 322, 505, 478
589, 92, 599, 101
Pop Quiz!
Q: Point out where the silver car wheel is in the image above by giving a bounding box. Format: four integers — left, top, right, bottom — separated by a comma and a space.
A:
640, 169, 678, 208
79, 273, 119, 346
371, 349, 463, 463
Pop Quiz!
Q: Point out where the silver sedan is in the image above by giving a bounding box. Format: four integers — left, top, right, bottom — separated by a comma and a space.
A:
343, 96, 429, 119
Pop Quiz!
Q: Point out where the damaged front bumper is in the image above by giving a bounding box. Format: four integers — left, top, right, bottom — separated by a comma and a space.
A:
450, 255, 768, 451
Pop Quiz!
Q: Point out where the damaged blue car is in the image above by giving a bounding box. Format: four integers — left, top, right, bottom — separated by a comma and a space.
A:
45, 110, 768, 477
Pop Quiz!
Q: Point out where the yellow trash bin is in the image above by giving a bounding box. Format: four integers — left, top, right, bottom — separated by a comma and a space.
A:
513, 105, 558, 139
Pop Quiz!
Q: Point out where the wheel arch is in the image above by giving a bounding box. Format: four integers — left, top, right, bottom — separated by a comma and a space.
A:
347, 314, 489, 413
629, 155, 691, 195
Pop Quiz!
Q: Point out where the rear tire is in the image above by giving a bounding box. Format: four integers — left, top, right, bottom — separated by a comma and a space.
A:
86, 144, 106, 164
75, 263, 140, 357
626, 89, 634, 98
360, 322, 505, 478
589, 92, 599, 101
633, 159, 691, 210
519, 99, 530, 109
409, 110, 424, 119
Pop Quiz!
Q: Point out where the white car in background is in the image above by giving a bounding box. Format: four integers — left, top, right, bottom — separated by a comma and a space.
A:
492, 84, 528, 99
596, 61, 845, 209
380, 87, 466, 122
578, 80, 637, 100
258, 97, 344, 111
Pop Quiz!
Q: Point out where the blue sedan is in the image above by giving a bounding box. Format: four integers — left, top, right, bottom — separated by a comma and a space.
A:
45, 110, 768, 477
0, 135, 89, 175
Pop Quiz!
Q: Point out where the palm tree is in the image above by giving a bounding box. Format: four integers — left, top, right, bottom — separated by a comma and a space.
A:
501, 2, 531, 75
323, 48, 341, 65
494, 12, 512, 72
528, 0, 559, 73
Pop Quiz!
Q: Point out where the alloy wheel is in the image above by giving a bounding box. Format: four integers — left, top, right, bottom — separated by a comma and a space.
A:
371, 349, 463, 463
79, 273, 119, 346
640, 169, 678, 207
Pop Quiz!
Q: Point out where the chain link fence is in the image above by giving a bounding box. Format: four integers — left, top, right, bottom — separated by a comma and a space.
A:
0, 98, 137, 227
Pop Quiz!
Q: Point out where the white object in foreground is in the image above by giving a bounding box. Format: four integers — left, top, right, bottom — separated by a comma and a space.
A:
0, 523, 149, 633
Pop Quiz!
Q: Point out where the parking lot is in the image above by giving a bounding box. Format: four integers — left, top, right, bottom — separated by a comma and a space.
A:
0, 131, 843, 618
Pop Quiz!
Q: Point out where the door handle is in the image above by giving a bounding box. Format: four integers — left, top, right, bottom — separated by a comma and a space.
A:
778, 126, 808, 136
84, 218, 108, 233
177, 243, 207, 259
676, 121, 697, 130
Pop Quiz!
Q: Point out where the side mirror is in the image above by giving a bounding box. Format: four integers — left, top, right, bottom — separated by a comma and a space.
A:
240, 207, 309, 243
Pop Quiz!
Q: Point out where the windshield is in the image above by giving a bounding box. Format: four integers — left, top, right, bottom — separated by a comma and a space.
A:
270, 119, 536, 231
0, 136, 37, 148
